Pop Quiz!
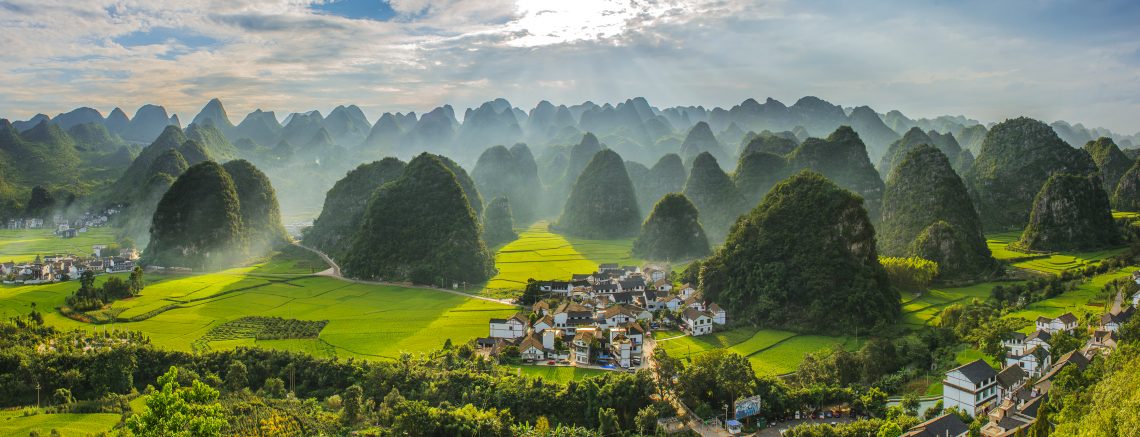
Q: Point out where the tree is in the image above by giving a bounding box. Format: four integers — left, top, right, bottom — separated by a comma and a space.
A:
126, 366, 225, 437
1017, 173, 1118, 251
635, 406, 659, 435
876, 421, 903, 437
597, 407, 620, 434
880, 257, 939, 293
1048, 331, 1084, 362
683, 151, 747, 242
225, 360, 247, 392
222, 159, 289, 253
305, 158, 406, 257
342, 384, 364, 425
128, 266, 145, 296
261, 377, 286, 399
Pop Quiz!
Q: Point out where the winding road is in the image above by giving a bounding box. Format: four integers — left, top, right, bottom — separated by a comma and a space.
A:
293, 243, 518, 306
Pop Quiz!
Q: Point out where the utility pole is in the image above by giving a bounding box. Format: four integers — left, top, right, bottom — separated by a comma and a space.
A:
35, 382, 40, 409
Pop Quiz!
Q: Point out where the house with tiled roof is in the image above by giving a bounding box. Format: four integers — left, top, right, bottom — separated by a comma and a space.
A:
708, 303, 726, 325
1035, 312, 1078, 334
902, 413, 969, 437
943, 359, 999, 417
518, 334, 547, 361
682, 308, 714, 336
489, 312, 528, 339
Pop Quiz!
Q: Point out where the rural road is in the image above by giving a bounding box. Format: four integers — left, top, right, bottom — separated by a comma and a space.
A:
293, 244, 518, 306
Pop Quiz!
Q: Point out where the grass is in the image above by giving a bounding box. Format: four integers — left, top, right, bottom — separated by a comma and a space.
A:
0, 410, 120, 436
1, 248, 520, 361
1003, 266, 1135, 330
954, 345, 1001, 367
748, 335, 863, 376
481, 221, 642, 297
900, 281, 1012, 328
985, 231, 1127, 274
654, 327, 853, 376
506, 365, 608, 383
0, 227, 119, 263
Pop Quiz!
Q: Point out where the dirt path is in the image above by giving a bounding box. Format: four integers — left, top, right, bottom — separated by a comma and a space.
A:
292, 243, 518, 306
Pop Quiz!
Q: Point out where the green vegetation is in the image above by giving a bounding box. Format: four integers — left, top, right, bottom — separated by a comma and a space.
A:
631, 193, 709, 261
482, 221, 640, 296
786, 126, 886, 220
965, 117, 1099, 230
682, 151, 747, 242
734, 151, 787, 205
0, 410, 120, 436
342, 153, 495, 284
1083, 136, 1132, 194
1017, 173, 1119, 251
879, 145, 995, 278
435, 154, 483, 218
304, 158, 406, 258
222, 159, 289, 251
472, 145, 541, 224
144, 161, 245, 269
556, 149, 641, 239
482, 197, 518, 247
880, 257, 939, 293
740, 130, 798, 157
0, 227, 117, 263
1113, 157, 1140, 212
680, 121, 730, 166
702, 170, 897, 334
634, 153, 686, 219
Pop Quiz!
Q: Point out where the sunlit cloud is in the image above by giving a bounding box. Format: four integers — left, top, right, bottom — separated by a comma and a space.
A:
0, 0, 1137, 134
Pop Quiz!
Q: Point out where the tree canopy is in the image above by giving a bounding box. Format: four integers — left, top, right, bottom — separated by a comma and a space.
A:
632, 193, 710, 261
700, 170, 897, 334
342, 153, 495, 284
556, 149, 641, 239
144, 161, 245, 269
879, 145, 995, 278
1017, 173, 1118, 251
305, 158, 406, 257
482, 197, 518, 247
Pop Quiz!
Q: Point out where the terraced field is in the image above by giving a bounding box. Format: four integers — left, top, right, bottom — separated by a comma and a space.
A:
986, 231, 1126, 274
482, 221, 642, 297
654, 327, 855, 376
1004, 266, 1134, 330
0, 227, 118, 263
899, 281, 1008, 328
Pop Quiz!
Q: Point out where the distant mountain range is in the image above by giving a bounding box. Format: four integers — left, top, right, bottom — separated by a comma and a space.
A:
9, 97, 1137, 168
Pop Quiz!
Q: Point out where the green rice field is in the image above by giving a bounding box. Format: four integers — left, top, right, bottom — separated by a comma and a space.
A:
482, 221, 642, 296
507, 365, 608, 383
0, 227, 119, 263
986, 231, 1126, 274
0, 410, 120, 436
0, 248, 519, 360
654, 327, 857, 376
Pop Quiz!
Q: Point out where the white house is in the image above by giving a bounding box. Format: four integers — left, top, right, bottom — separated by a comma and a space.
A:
679, 283, 696, 299
659, 295, 683, 311
610, 336, 633, 368
519, 335, 546, 361
1132, 291, 1140, 308
1004, 345, 1050, 377
539, 281, 572, 295
682, 308, 714, 336
489, 313, 528, 339
653, 279, 673, 293
1001, 332, 1028, 356
603, 305, 639, 327
943, 359, 999, 417
1100, 291, 1135, 332
572, 328, 598, 365
532, 315, 554, 334
994, 364, 1028, 403
1035, 313, 1078, 334
553, 302, 593, 333
708, 303, 726, 325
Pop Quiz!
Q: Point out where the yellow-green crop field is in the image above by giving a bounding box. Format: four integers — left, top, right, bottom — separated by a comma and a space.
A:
0, 410, 119, 436
0, 247, 518, 360
0, 227, 119, 263
482, 221, 642, 296
985, 231, 1126, 274
653, 327, 858, 376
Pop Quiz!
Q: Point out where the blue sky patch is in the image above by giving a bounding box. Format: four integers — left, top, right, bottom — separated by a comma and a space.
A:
310, 0, 397, 21
113, 27, 220, 49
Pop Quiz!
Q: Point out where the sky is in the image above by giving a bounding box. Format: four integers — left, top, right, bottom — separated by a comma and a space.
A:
1, 0, 1139, 133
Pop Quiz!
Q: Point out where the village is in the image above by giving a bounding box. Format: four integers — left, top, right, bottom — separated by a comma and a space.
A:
1, 245, 139, 285
478, 263, 727, 370
6, 207, 120, 238
915, 279, 1140, 437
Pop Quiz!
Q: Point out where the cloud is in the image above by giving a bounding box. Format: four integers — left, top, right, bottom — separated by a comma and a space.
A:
0, 0, 1137, 134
